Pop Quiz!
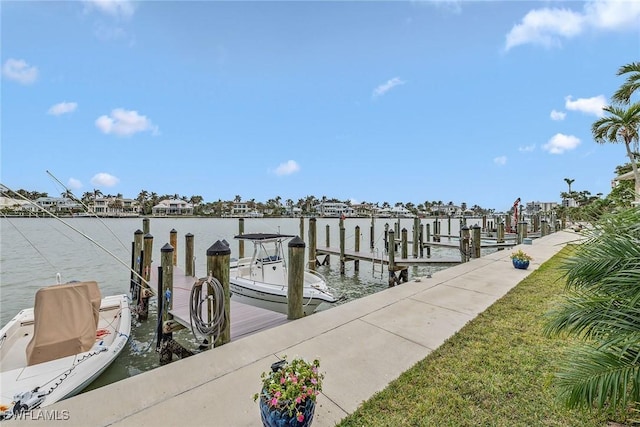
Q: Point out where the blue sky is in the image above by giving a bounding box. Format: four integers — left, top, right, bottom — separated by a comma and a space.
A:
2, 0, 639, 211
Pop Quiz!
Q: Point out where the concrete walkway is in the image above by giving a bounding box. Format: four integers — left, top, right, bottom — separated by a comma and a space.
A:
39, 230, 579, 426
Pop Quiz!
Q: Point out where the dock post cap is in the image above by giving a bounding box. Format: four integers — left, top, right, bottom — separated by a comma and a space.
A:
461, 225, 470, 230
472, 224, 481, 229
288, 236, 305, 248
144, 233, 153, 239
134, 229, 143, 235
161, 243, 174, 252
207, 240, 231, 256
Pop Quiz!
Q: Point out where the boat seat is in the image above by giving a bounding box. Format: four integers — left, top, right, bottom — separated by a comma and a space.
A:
26, 281, 101, 366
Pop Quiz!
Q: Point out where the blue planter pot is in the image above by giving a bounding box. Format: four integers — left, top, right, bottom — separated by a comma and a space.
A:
512, 259, 530, 270
259, 395, 316, 427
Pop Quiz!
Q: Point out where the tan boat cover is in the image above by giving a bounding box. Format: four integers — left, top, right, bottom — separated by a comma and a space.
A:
26, 281, 101, 366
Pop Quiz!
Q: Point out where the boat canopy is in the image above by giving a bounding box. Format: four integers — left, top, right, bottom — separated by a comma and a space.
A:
26, 281, 101, 366
234, 233, 295, 242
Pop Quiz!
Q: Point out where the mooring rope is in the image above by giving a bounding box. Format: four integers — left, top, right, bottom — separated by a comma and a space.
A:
189, 277, 227, 342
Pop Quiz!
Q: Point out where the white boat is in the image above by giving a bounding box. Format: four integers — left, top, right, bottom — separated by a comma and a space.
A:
0, 281, 130, 420
230, 233, 337, 316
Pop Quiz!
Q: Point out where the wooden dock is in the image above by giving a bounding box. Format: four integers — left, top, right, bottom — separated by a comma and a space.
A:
149, 266, 289, 341
315, 247, 462, 267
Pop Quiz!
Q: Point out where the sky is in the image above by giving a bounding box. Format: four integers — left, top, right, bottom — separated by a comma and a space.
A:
2, 0, 639, 211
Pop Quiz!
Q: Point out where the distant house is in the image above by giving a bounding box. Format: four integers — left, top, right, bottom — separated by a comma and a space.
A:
313, 202, 355, 217
90, 196, 140, 217
0, 197, 32, 212
389, 206, 415, 218
352, 203, 376, 217
152, 199, 193, 216
35, 197, 82, 213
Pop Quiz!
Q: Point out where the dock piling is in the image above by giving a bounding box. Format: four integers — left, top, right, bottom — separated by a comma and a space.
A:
460, 226, 470, 263
401, 228, 408, 259
339, 223, 345, 274
472, 225, 481, 258
308, 217, 317, 270
170, 229, 177, 266
388, 229, 396, 287
354, 225, 360, 272
238, 218, 245, 259
185, 233, 195, 277
206, 241, 231, 347
287, 236, 305, 320
139, 233, 154, 320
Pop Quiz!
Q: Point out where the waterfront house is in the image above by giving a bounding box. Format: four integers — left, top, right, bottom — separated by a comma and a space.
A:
152, 199, 194, 216
313, 201, 355, 217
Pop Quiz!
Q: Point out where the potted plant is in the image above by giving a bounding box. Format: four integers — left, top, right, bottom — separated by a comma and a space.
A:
510, 249, 533, 270
254, 356, 324, 427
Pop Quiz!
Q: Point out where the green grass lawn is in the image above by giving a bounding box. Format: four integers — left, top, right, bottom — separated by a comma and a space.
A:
337, 247, 631, 427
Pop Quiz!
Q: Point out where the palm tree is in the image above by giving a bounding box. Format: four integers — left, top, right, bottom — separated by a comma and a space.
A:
592, 103, 640, 202
564, 178, 575, 194
612, 62, 640, 105
544, 207, 640, 410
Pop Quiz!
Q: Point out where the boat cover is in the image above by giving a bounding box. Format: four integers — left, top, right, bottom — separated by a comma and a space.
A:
26, 281, 101, 366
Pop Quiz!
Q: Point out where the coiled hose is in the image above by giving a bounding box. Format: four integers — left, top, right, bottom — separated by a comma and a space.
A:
189, 277, 227, 343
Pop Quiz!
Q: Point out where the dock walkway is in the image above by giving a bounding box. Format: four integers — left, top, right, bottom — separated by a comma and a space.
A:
149, 267, 288, 341
42, 231, 579, 426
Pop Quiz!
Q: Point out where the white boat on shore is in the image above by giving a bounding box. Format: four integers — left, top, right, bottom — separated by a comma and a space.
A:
230, 233, 338, 316
0, 281, 130, 420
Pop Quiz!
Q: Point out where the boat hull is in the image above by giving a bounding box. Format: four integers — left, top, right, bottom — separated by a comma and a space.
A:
0, 294, 131, 419
229, 271, 336, 317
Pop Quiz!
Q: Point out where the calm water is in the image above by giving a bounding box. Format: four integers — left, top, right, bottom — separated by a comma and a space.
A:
0, 216, 483, 392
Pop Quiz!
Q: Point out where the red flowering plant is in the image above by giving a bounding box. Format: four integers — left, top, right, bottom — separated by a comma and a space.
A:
254, 356, 323, 423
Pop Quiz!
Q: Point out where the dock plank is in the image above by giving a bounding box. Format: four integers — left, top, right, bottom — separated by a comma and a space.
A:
149, 266, 289, 341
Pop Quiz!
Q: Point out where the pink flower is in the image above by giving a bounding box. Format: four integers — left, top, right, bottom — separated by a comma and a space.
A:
270, 397, 278, 406
295, 396, 302, 404
274, 391, 281, 398
280, 377, 286, 384
297, 413, 305, 422
311, 378, 317, 385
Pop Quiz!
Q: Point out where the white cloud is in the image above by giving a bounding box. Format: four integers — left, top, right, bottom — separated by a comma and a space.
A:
494, 156, 507, 165
2, 58, 38, 84
505, 0, 640, 51
565, 95, 606, 117
372, 77, 406, 98
67, 178, 83, 190
274, 160, 300, 176
505, 8, 584, 50
550, 110, 566, 121
83, 0, 135, 19
519, 144, 536, 152
90, 173, 119, 187
542, 133, 581, 154
48, 102, 78, 116
584, 0, 640, 30
95, 108, 158, 136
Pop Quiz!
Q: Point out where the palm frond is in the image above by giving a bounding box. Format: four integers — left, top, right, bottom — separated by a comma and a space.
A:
555, 343, 640, 410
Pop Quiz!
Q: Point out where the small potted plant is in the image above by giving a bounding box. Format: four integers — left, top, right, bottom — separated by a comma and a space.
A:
510, 249, 533, 270
254, 356, 324, 427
